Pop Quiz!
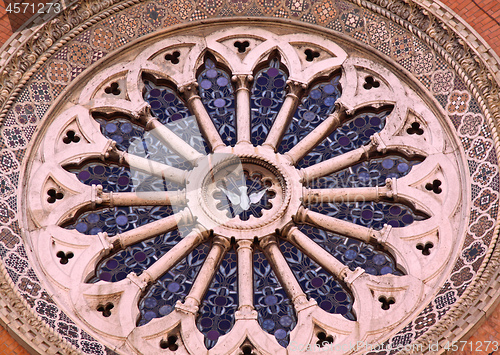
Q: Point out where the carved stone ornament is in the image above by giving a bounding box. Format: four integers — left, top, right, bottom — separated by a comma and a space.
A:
0, 0, 499, 354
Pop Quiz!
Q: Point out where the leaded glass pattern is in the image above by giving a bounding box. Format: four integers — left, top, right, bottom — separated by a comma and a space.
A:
138, 242, 211, 326
24, 27, 467, 355
197, 249, 238, 349
253, 249, 297, 347
198, 59, 237, 146
278, 74, 341, 154
251, 59, 288, 146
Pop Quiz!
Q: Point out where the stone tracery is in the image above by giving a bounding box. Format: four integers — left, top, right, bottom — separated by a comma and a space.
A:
21, 26, 466, 354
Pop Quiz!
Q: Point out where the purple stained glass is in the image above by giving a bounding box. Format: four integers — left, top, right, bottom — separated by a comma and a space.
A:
206, 69, 218, 78
214, 98, 225, 107
78, 171, 90, 180
267, 67, 279, 77
217, 77, 229, 86
214, 296, 227, 306
144, 297, 157, 308
100, 272, 112, 281
163, 92, 175, 102
261, 98, 272, 107
94, 165, 105, 175
265, 295, 278, 305
201, 79, 212, 89
200, 318, 212, 328
117, 176, 129, 186
219, 320, 231, 330
106, 259, 118, 269
338, 136, 350, 146
335, 292, 347, 302
320, 301, 333, 311
402, 214, 414, 224
105, 123, 117, 133
76, 222, 87, 233
280, 316, 293, 327
149, 89, 161, 97
389, 206, 401, 215
345, 249, 357, 260
159, 305, 172, 315
120, 122, 132, 133
116, 215, 128, 226
167, 282, 180, 293
251, 59, 288, 146
262, 319, 275, 330
398, 162, 409, 172
275, 329, 287, 340
337, 305, 348, 315
150, 100, 162, 109
361, 209, 374, 219
144, 311, 156, 320
207, 330, 219, 341
311, 277, 324, 288
134, 252, 147, 262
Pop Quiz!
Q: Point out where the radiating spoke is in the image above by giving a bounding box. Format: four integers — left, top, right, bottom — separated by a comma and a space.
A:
300, 133, 386, 181
264, 81, 306, 150
233, 75, 253, 145
303, 180, 396, 204
108, 208, 193, 248
180, 83, 225, 151
236, 240, 255, 314
282, 225, 363, 283
99, 189, 186, 207
285, 105, 347, 164
144, 115, 205, 162
293, 206, 392, 243
138, 228, 207, 284
178, 236, 231, 311
260, 235, 310, 308
107, 147, 188, 184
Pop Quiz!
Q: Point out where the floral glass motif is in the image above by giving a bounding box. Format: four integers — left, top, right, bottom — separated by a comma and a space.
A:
197, 249, 238, 349
144, 81, 210, 156
298, 108, 390, 168
251, 59, 288, 146
307, 155, 421, 189
137, 242, 211, 326
278, 74, 341, 154
198, 59, 237, 146
62, 55, 427, 350
279, 241, 355, 319
299, 225, 402, 276
254, 250, 297, 347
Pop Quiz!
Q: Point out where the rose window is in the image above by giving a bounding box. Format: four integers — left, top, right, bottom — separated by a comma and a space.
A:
23, 26, 466, 354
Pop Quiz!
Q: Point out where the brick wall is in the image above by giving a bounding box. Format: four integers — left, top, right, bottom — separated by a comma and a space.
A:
0, 0, 499, 354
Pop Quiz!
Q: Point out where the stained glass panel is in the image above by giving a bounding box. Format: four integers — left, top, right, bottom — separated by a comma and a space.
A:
279, 241, 355, 320
298, 225, 403, 276
197, 248, 238, 349
308, 201, 426, 230
137, 242, 211, 326
254, 249, 297, 347
278, 74, 341, 154
306, 155, 421, 189
198, 59, 237, 146
144, 81, 210, 155
297, 108, 390, 168
251, 59, 288, 146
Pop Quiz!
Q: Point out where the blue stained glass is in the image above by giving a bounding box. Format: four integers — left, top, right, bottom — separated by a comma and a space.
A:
68, 162, 182, 193
278, 74, 341, 154
297, 109, 389, 169
279, 241, 355, 320
137, 242, 211, 326
89, 229, 184, 283
144, 81, 210, 155
254, 250, 297, 347
213, 169, 275, 221
66, 205, 173, 236
198, 59, 237, 146
95, 117, 192, 170
198, 249, 238, 349
307, 201, 426, 230
298, 225, 403, 276
251, 59, 288, 146
307, 155, 422, 189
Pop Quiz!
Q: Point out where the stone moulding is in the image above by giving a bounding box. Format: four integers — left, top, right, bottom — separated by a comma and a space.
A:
0, 0, 499, 354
